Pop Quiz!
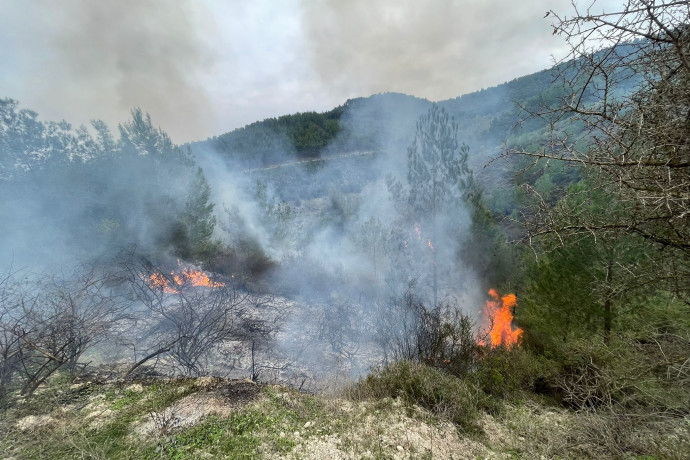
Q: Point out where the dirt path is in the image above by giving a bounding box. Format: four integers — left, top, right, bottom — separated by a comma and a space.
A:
242, 150, 376, 174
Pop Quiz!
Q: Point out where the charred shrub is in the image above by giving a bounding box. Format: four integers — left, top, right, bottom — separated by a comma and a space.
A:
377, 287, 480, 376
206, 240, 275, 291
415, 305, 481, 378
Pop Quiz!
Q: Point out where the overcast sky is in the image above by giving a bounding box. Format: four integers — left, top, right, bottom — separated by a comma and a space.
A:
0, 0, 618, 144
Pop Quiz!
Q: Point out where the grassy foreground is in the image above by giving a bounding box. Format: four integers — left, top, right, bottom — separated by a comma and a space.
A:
1, 361, 688, 460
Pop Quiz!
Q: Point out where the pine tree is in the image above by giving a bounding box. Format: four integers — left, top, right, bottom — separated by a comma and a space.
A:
387, 104, 475, 307
181, 167, 217, 260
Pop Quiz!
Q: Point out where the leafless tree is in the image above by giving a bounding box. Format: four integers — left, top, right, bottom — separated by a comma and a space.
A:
0, 265, 131, 398
225, 293, 292, 382
121, 258, 286, 379
0, 266, 26, 400
509, 1, 690, 294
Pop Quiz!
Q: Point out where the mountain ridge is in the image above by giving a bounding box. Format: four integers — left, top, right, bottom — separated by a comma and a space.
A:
190, 66, 559, 170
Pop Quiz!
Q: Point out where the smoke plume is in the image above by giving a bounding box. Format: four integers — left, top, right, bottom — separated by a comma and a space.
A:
299, 0, 570, 101
0, 0, 217, 143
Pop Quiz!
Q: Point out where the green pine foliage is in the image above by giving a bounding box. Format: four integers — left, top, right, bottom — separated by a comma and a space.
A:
0, 103, 218, 264
209, 107, 344, 166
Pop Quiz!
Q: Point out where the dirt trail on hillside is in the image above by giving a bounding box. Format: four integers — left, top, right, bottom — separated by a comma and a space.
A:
242, 150, 376, 174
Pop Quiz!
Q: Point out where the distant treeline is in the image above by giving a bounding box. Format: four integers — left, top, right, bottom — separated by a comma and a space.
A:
195, 92, 432, 167
209, 107, 343, 165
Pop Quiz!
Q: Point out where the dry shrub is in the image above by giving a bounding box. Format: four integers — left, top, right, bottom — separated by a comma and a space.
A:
148, 409, 181, 436
552, 334, 690, 415
568, 413, 690, 460
205, 240, 275, 290
552, 339, 621, 410
376, 290, 481, 378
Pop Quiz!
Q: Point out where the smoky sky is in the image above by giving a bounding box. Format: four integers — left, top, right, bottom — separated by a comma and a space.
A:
0, 0, 217, 143
0, 0, 619, 143
299, 0, 571, 101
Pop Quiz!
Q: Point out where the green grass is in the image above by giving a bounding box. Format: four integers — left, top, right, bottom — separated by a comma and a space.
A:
0, 379, 344, 459
0, 379, 202, 460
1, 363, 688, 459
156, 386, 339, 459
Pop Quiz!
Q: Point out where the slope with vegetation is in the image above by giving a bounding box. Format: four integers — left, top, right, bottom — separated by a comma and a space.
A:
0, 355, 688, 459
1, 1, 689, 459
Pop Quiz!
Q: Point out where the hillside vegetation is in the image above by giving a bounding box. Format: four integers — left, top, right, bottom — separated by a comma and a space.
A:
1, 1, 689, 459
1, 360, 688, 459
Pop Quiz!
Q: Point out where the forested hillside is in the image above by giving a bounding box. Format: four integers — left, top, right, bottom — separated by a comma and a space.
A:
191, 65, 586, 220
194, 73, 556, 170
1, 2, 689, 459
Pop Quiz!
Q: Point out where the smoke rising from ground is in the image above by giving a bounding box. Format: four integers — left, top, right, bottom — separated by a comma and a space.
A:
0, 87, 507, 387
0, 0, 567, 383
197, 93, 486, 309
190, 98, 487, 381
1, 0, 610, 143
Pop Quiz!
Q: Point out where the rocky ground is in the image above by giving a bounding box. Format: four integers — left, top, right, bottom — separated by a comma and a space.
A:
2, 372, 688, 459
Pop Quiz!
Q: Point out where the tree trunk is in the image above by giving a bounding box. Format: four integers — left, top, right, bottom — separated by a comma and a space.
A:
432, 177, 438, 310
603, 260, 614, 345
122, 342, 175, 379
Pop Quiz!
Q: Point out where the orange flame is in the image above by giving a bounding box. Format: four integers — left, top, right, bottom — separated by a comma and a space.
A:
413, 223, 434, 252
148, 272, 170, 291
414, 222, 422, 240
480, 289, 523, 349
146, 265, 225, 293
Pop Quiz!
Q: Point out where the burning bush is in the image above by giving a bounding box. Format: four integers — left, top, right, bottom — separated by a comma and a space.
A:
121, 257, 283, 379
479, 289, 523, 349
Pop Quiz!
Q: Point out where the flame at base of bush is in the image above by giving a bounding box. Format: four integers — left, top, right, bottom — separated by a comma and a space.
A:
479, 288, 523, 349
147, 266, 225, 294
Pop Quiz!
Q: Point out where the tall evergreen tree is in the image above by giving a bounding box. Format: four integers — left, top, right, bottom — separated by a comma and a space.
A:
181, 167, 217, 260
387, 104, 475, 307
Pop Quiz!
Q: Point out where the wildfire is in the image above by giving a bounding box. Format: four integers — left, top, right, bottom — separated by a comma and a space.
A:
480, 288, 523, 349
413, 223, 434, 251
146, 265, 225, 293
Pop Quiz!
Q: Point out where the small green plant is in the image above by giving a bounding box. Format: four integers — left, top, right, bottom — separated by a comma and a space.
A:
348, 360, 483, 432
110, 388, 144, 409
473, 346, 555, 399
